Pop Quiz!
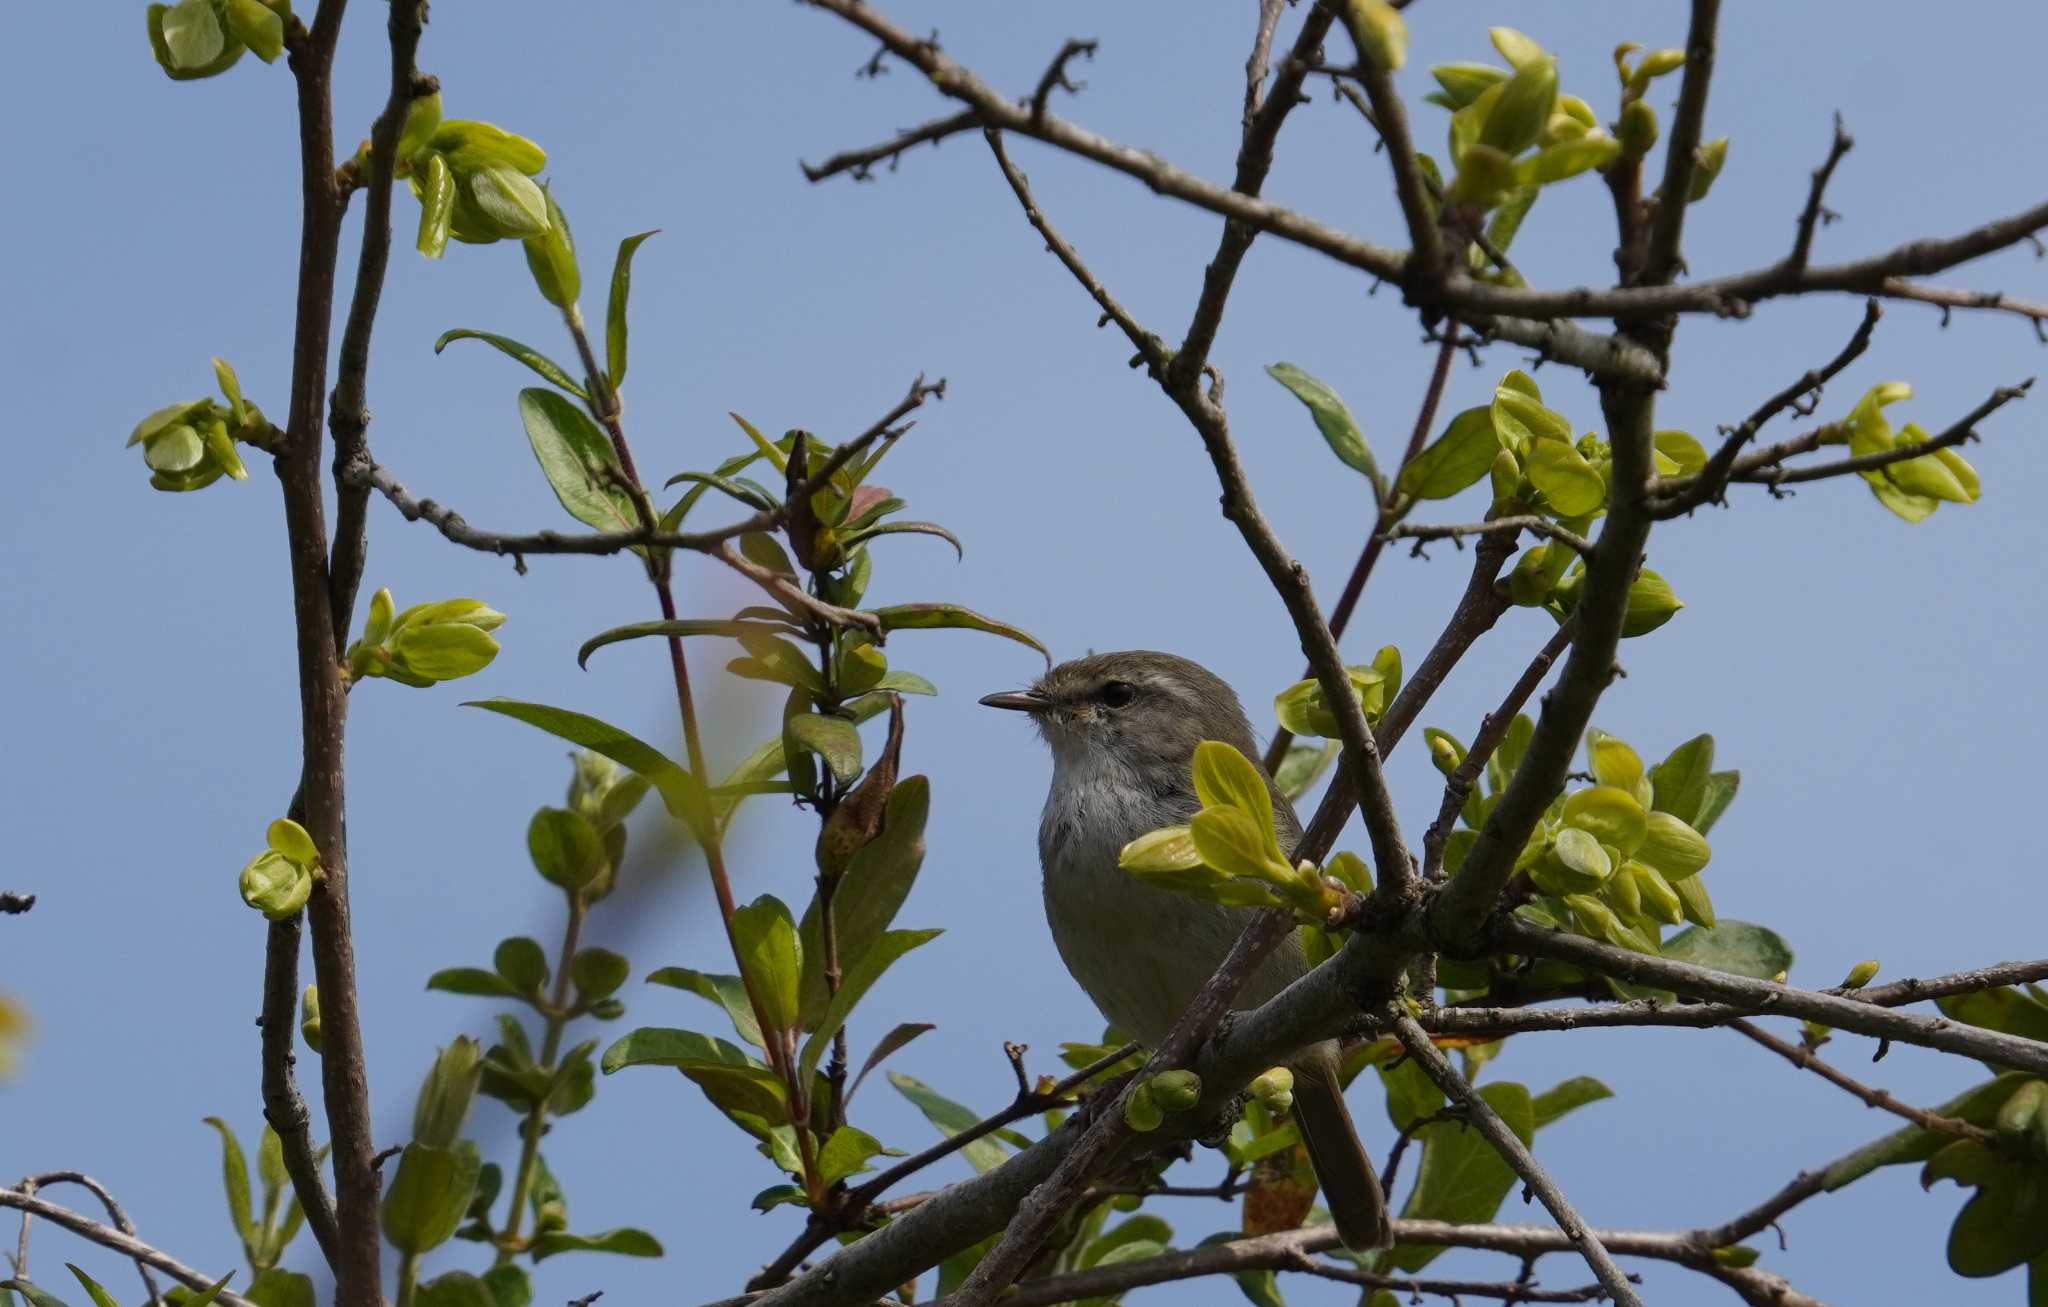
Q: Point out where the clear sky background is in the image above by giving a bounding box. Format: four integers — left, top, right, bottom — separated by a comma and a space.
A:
6, 4, 2046, 1306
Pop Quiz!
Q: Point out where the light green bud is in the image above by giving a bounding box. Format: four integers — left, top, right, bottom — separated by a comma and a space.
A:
300, 985, 322, 1053
1490, 448, 1522, 502
1122, 1082, 1164, 1132
1430, 62, 1509, 109
412, 1037, 483, 1147
240, 851, 313, 920
1840, 960, 1881, 989
221, 0, 283, 62
1148, 1070, 1203, 1113
397, 93, 444, 162
1425, 729, 1464, 777
1342, 0, 1407, 71
523, 183, 580, 310
1687, 138, 1729, 202
1479, 56, 1559, 157
1250, 1067, 1295, 1115
1618, 99, 1659, 158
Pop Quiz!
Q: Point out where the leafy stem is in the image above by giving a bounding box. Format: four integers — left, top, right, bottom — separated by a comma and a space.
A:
494, 897, 586, 1262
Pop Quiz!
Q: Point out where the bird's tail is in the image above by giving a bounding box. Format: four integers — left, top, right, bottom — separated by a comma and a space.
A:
1292, 1046, 1393, 1251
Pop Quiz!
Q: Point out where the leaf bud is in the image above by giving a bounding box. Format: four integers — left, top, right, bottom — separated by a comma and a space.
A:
300, 985, 322, 1053
1479, 56, 1558, 157
1342, 0, 1407, 71
1147, 1070, 1204, 1114
1618, 99, 1660, 159
1839, 960, 1881, 990
413, 1037, 484, 1147
222, 0, 284, 62
1250, 1067, 1295, 1115
1687, 138, 1729, 202
1122, 1082, 1164, 1132
240, 850, 313, 920
522, 183, 580, 310
1424, 729, 1465, 777
397, 93, 444, 162
1429, 62, 1509, 109
1489, 447, 1522, 502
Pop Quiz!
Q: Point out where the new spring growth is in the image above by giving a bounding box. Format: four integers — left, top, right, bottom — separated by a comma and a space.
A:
239, 818, 322, 921
299, 985, 321, 1054
1120, 742, 1347, 919
1250, 1067, 1295, 1116
1341, 0, 1406, 71
376, 93, 555, 259
125, 359, 276, 493
146, 0, 288, 81
1274, 646, 1401, 741
1840, 960, 1881, 990
1433, 30, 1622, 210
345, 589, 505, 686
1835, 382, 1983, 523
413, 1037, 484, 1148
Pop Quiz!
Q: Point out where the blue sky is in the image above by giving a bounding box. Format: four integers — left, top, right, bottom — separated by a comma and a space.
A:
6, 3, 2046, 1306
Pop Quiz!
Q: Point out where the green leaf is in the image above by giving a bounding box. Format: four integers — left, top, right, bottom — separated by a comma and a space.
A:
1397, 406, 1498, 500
245, 1270, 314, 1307
434, 332, 586, 398
202, 1117, 257, 1251
1391, 1082, 1535, 1271
380, 1141, 482, 1254
1940, 988, 2048, 1044
606, 231, 659, 388
1648, 734, 1715, 824
498, 940, 555, 998
875, 670, 939, 697
1530, 1076, 1613, 1129
162, 0, 228, 68
1823, 1074, 2032, 1189
467, 165, 550, 238
1692, 770, 1741, 835
599, 1026, 761, 1075
529, 1228, 664, 1262
1525, 438, 1606, 516
1273, 740, 1339, 802
480, 1266, 530, 1307
62, 1267, 117, 1307
887, 1072, 1020, 1172
464, 700, 708, 840
427, 968, 521, 999
1084, 1214, 1174, 1268
645, 967, 765, 1048
799, 777, 930, 1025
1379, 1056, 1445, 1132
1266, 363, 1383, 497
733, 895, 802, 1034
1948, 1165, 2048, 1277
570, 948, 631, 1002
413, 1272, 493, 1307
866, 605, 1049, 664
816, 1126, 886, 1188
577, 618, 796, 670
1, 1280, 71, 1307
527, 808, 604, 893
517, 389, 637, 535
660, 470, 779, 511
800, 928, 943, 1083
1661, 921, 1793, 981
786, 714, 863, 786
849, 1022, 937, 1102
840, 520, 964, 560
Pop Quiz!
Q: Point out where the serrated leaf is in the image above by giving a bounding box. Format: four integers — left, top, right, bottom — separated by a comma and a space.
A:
434, 331, 586, 398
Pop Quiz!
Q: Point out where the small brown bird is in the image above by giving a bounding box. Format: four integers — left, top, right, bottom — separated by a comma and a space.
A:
982, 650, 1391, 1250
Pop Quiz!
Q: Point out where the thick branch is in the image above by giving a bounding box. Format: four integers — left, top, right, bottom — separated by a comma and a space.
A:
1502, 920, 2048, 1074
0, 1190, 256, 1307
281, 8, 382, 1302
1391, 1013, 1642, 1307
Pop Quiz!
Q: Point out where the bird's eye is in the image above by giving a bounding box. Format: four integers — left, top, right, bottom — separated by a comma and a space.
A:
1100, 680, 1137, 708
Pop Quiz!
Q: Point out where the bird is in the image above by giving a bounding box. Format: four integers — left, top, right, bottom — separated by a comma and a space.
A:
981, 649, 1392, 1250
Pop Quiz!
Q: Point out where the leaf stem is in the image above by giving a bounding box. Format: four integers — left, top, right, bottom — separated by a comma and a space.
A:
495, 899, 585, 1263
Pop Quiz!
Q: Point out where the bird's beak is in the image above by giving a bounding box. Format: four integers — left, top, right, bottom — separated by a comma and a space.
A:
978, 688, 1050, 713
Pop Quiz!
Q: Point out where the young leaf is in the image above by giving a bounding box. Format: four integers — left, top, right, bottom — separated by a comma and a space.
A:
816, 1126, 887, 1188
1661, 921, 1794, 981
733, 896, 802, 1034
464, 700, 708, 840
1265, 363, 1384, 497
577, 618, 799, 670
798, 778, 930, 1025
645, 967, 765, 1048
848, 1022, 937, 1103
529, 1228, 664, 1262
426, 968, 521, 999
606, 231, 660, 388
1397, 406, 1498, 501
866, 604, 1049, 664
518, 389, 637, 534
62, 1267, 118, 1307
840, 520, 965, 560
202, 1116, 258, 1253
786, 714, 863, 786
434, 331, 586, 398
887, 1072, 1022, 1172
660, 470, 779, 511
1530, 1075, 1614, 1129
798, 928, 943, 1082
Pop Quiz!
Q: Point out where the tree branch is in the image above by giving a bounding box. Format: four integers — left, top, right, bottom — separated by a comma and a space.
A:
1651, 299, 1881, 517
1383, 517, 1594, 557
1727, 1019, 1997, 1146
1787, 114, 1853, 274
10, 1173, 162, 1306
0, 1189, 255, 1307
1500, 919, 2048, 1074
802, 109, 981, 182
1390, 1012, 1643, 1307
1729, 380, 2030, 488
281, 7, 383, 1300
259, 800, 339, 1271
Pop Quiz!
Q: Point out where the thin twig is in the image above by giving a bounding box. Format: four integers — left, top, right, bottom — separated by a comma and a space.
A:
1787, 114, 1853, 274
1422, 619, 1577, 880
1390, 1012, 1643, 1307
1028, 39, 1097, 122
1501, 919, 2048, 1074
11, 1173, 163, 1306
1728, 1019, 1997, 1145
1653, 299, 1881, 516
1730, 380, 2030, 487
801, 109, 981, 182
1642, 0, 1721, 286
0, 1189, 255, 1307
1384, 518, 1594, 557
